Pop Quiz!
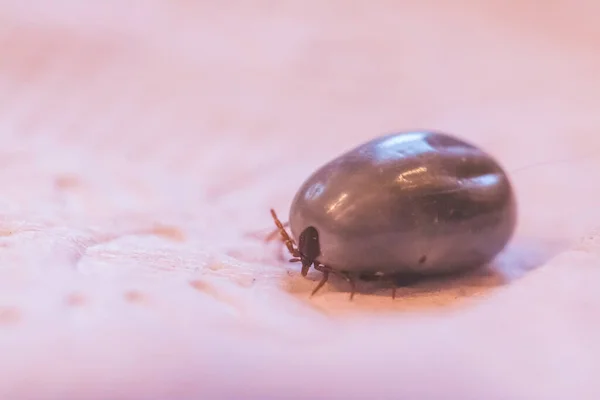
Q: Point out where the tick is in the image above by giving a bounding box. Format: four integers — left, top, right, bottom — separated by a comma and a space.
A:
269, 131, 517, 299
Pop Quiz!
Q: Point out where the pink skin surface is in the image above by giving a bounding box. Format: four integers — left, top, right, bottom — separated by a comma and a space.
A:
1, 1, 600, 399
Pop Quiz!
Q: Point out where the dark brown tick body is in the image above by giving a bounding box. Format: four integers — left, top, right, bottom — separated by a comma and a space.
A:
269, 131, 517, 299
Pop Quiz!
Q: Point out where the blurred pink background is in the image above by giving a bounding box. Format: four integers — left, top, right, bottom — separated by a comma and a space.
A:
0, 1, 599, 399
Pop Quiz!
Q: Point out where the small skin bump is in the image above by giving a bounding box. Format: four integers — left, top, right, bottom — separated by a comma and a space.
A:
0, 306, 21, 325
124, 290, 147, 304
189, 279, 243, 313
151, 224, 186, 242
65, 292, 86, 306
208, 263, 223, 271
189, 279, 210, 292
54, 175, 80, 189
189, 279, 225, 300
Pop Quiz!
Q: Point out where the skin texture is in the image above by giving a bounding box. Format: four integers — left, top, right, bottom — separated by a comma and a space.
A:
2, 1, 600, 400
289, 131, 517, 276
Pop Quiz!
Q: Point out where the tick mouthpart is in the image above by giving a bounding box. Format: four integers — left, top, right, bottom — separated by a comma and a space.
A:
301, 259, 311, 277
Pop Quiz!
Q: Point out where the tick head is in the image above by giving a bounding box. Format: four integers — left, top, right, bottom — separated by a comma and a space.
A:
298, 226, 320, 277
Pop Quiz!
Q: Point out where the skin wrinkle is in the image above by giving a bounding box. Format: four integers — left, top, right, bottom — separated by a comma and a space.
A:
0, 1, 599, 399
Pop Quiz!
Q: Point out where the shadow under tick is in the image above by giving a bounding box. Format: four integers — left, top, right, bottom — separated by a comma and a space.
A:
283, 229, 568, 311
289, 248, 555, 311
318, 266, 502, 296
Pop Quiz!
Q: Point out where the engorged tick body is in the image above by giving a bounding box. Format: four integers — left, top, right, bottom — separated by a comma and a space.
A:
270, 131, 517, 299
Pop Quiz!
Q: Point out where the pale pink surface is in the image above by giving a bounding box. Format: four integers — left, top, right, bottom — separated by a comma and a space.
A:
0, 1, 600, 399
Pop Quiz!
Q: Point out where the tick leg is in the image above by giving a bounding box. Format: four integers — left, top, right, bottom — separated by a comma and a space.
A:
340, 272, 357, 301
391, 286, 397, 300
269, 209, 300, 258
265, 221, 289, 242
311, 265, 357, 300
310, 268, 330, 297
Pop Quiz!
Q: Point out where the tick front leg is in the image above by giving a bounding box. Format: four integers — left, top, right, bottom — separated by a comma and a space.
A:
265, 221, 289, 242
269, 209, 300, 259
